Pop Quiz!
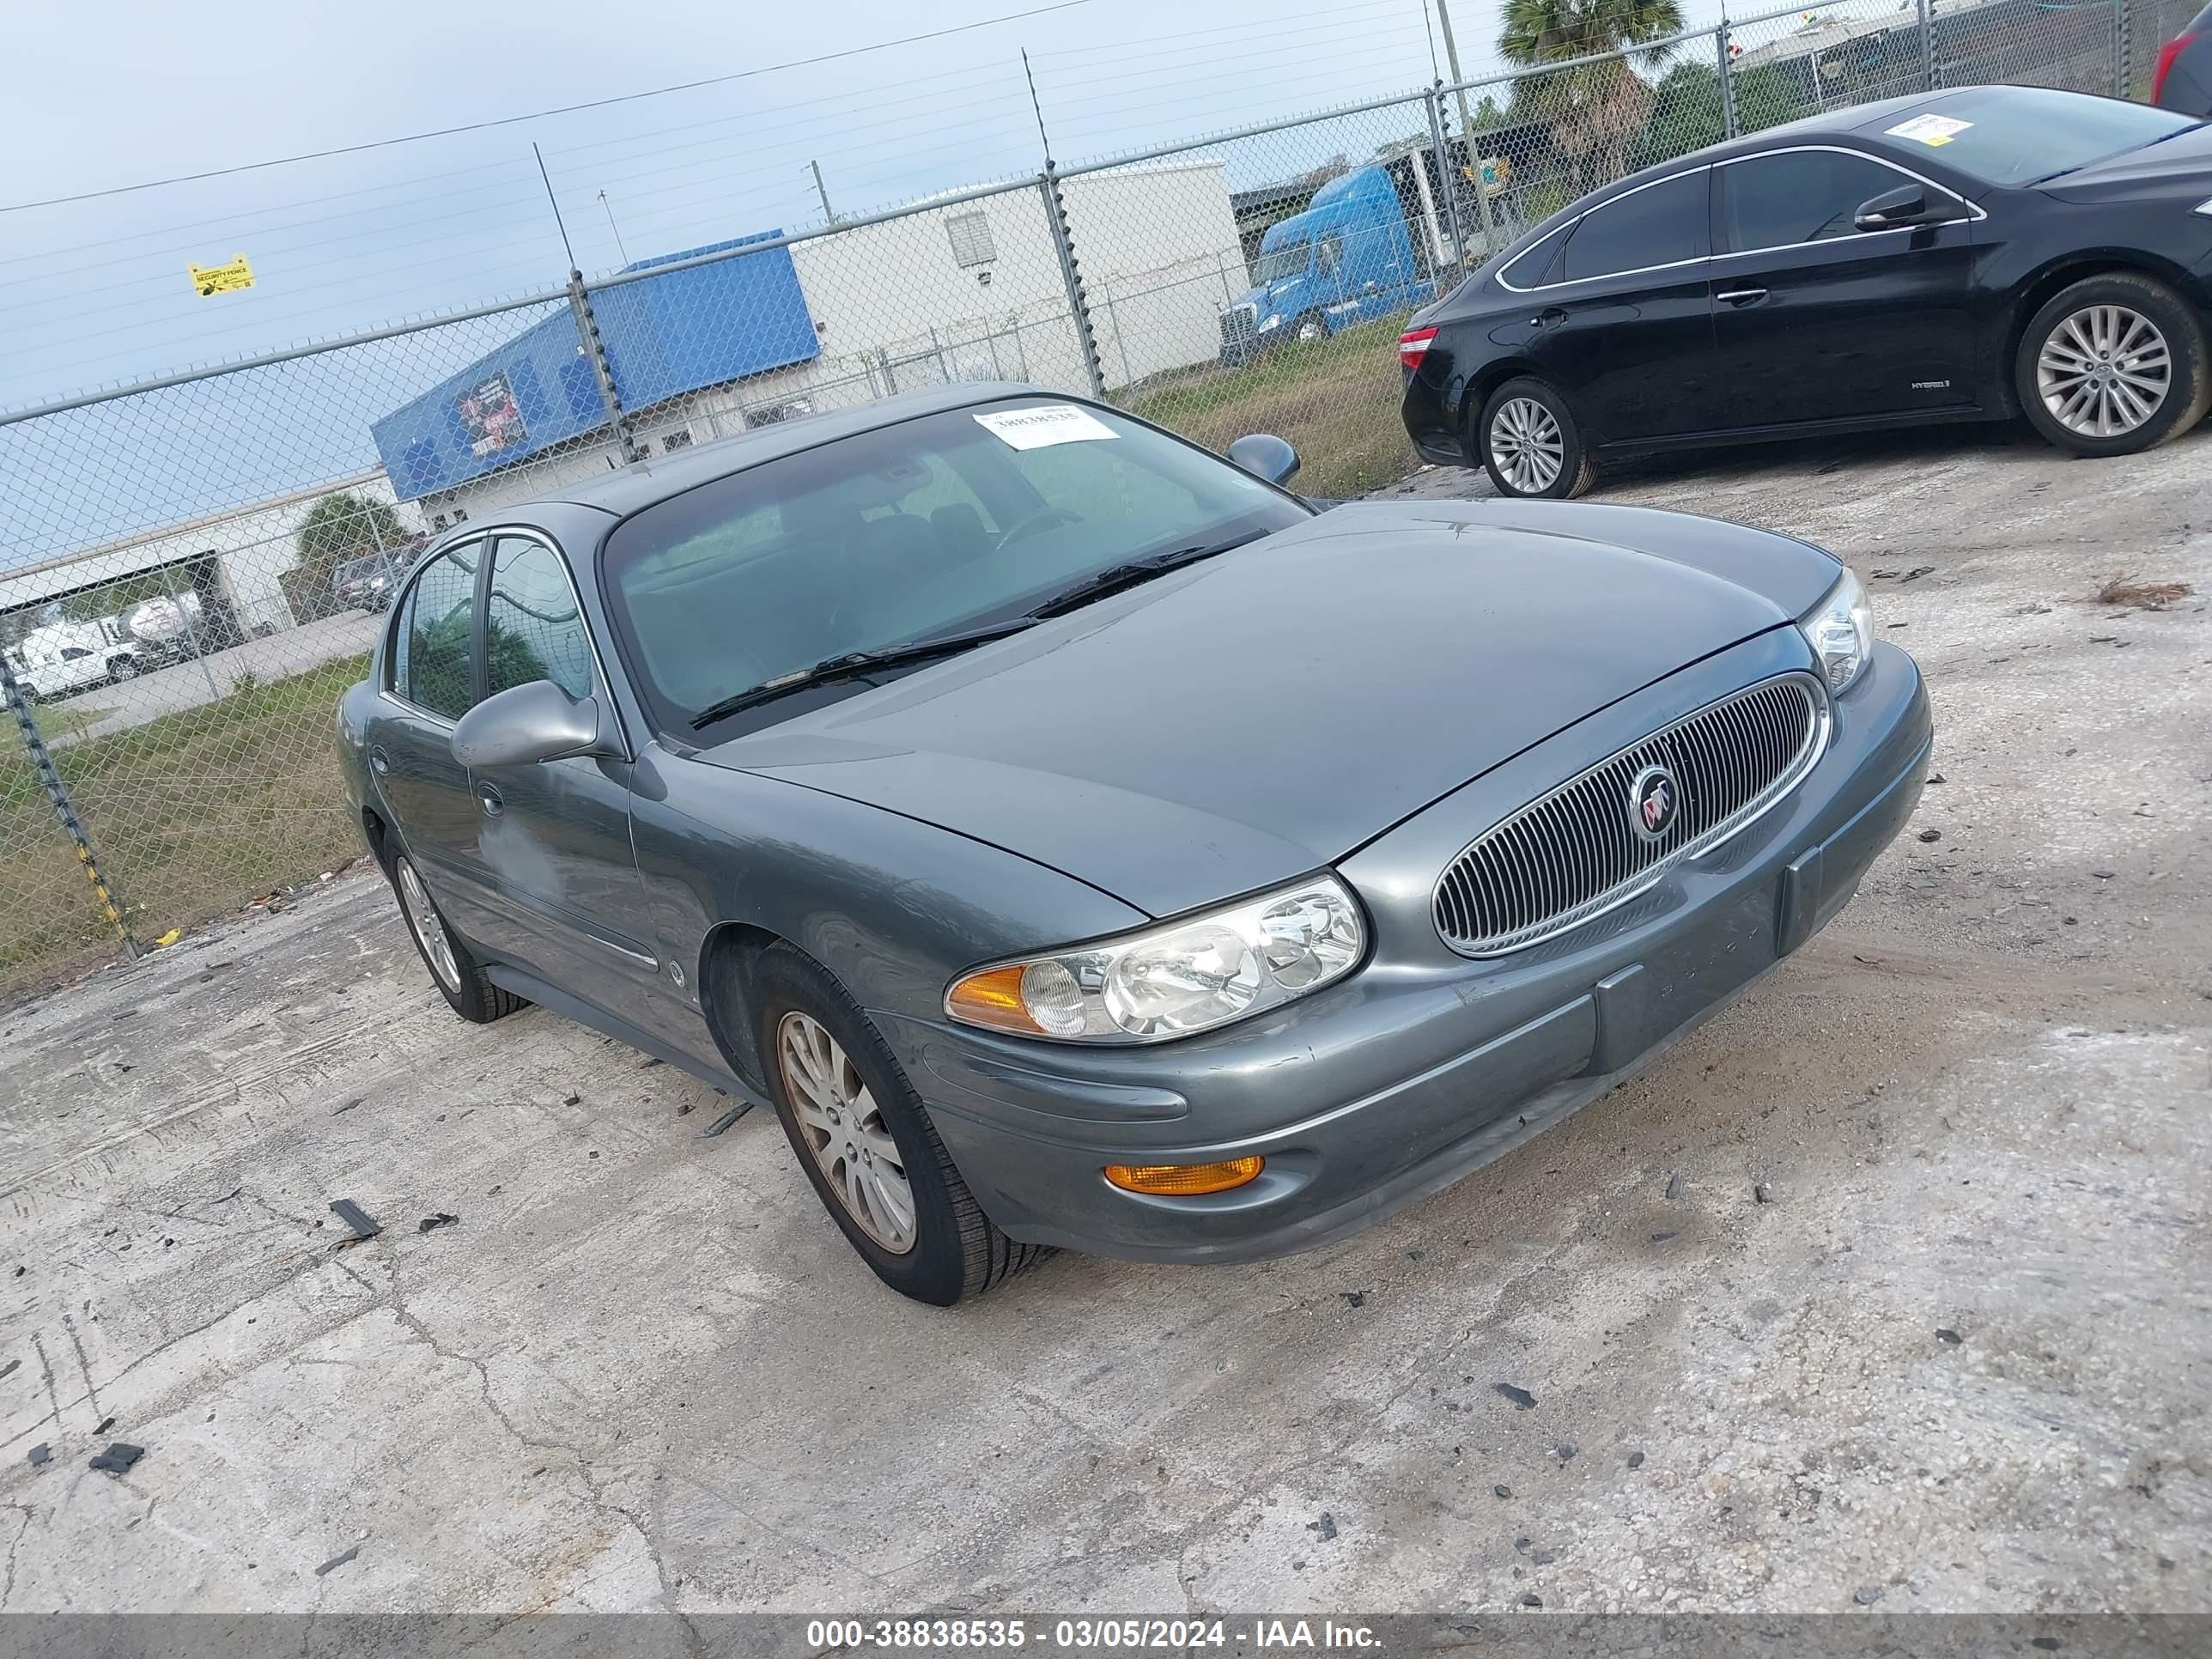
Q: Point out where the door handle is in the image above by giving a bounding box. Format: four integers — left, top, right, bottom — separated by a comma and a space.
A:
1531, 305, 1568, 326
1717, 287, 1769, 307
475, 781, 504, 817
368, 745, 390, 775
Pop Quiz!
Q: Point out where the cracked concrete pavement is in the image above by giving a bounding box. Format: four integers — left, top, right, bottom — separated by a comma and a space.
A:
1, 422, 2208, 1616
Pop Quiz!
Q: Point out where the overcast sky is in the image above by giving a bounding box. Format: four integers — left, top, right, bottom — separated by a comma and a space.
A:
0, 0, 1738, 559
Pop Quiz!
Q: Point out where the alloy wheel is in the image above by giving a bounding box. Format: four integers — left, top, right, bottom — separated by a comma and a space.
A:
776, 1011, 917, 1254
1490, 397, 1565, 494
396, 857, 461, 993
2037, 305, 2171, 438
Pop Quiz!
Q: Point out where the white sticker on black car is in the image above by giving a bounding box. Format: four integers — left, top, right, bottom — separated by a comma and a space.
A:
973, 405, 1118, 449
1887, 113, 1973, 147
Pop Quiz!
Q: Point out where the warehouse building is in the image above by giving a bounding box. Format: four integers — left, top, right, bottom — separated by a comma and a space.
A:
371, 161, 1243, 526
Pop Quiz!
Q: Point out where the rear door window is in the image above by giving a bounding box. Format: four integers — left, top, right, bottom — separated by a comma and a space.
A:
391, 542, 483, 720
1556, 171, 1711, 283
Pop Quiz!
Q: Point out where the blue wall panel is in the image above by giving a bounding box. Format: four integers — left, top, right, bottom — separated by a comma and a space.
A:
371, 232, 818, 501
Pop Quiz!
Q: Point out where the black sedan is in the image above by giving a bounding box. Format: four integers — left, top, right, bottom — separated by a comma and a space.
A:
1401, 84, 2212, 497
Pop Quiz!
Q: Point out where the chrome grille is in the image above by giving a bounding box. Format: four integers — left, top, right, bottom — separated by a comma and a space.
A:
1434, 674, 1827, 957
1218, 302, 1259, 349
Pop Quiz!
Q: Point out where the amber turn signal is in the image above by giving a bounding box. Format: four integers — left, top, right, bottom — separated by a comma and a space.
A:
1103, 1157, 1264, 1196
943, 964, 1042, 1035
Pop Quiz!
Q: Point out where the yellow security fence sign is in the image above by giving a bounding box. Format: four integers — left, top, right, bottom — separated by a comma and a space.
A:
188, 252, 254, 297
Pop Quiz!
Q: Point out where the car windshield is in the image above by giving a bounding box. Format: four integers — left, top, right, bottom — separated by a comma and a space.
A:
1868, 88, 2198, 186
1255, 239, 1311, 283
335, 557, 385, 582
599, 398, 1310, 736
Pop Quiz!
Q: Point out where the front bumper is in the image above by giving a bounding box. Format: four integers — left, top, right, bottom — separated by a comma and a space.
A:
885, 635, 1932, 1264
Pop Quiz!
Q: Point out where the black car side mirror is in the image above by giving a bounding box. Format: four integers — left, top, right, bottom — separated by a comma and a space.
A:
1225, 432, 1301, 486
1854, 184, 1958, 231
453, 679, 613, 769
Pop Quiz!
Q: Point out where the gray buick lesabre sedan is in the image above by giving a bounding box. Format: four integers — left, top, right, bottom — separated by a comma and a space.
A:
336, 383, 1931, 1304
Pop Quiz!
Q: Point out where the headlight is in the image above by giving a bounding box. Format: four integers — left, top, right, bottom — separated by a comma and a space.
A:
945, 875, 1365, 1043
1260, 313, 1282, 331
1798, 567, 1872, 693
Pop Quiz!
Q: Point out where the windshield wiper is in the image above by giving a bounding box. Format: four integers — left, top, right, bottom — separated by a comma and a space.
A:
690, 618, 1039, 730
1024, 529, 1268, 620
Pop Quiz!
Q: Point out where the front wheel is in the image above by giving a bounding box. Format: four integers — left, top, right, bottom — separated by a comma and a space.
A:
750, 945, 1048, 1305
1291, 312, 1327, 344
107, 657, 139, 682
1477, 377, 1596, 499
2015, 272, 2209, 458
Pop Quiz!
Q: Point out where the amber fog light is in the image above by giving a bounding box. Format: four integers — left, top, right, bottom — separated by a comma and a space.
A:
1104, 1157, 1264, 1196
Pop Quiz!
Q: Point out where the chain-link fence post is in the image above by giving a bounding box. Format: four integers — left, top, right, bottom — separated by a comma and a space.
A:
1716, 21, 1741, 138
2112, 0, 2130, 95
1918, 0, 1936, 90
1, 651, 137, 960
1039, 167, 1108, 401
1425, 86, 1471, 271
568, 270, 641, 461
157, 559, 221, 706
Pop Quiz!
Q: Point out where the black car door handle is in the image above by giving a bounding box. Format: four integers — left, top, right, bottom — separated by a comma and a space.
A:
368, 744, 390, 775
476, 781, 504, 817
1717, 287, 1769, 307
1531, 306, 1568, 326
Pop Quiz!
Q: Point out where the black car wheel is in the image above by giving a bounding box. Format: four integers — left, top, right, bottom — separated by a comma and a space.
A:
387, 848, 526, 1024
1478, 377, 1596, 499
750, 944, 1048, 1305
2016, 272, 2210, 458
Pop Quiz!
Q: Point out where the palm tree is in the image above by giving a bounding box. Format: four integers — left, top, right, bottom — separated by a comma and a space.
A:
1498, 0, 1686, 199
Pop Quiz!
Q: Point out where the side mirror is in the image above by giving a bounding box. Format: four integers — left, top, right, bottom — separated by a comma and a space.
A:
1853, 184, 1954, 231
1225, 433, 1301, 486
452, 679, 610, 769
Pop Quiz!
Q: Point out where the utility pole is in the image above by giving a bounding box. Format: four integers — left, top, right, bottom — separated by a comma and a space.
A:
1429, 0, 1497, 258
809, 160, 836, 225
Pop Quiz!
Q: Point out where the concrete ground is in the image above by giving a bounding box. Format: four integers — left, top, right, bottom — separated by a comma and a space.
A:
1, 422, 2207, 1617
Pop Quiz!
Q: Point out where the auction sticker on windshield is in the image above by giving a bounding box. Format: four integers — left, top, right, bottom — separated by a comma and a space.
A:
1887, 113, 1972, 146
975, 405, 1118, 449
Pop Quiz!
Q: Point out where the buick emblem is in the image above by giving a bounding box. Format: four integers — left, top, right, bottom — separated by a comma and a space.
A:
1628, 764, 1679, 842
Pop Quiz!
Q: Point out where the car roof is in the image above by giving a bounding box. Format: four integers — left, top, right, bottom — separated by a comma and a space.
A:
539, 381, 1059, 519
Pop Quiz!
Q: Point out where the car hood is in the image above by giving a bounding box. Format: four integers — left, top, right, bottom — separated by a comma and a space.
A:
697, 501, 1826, 917
2040, 125, 2212, 202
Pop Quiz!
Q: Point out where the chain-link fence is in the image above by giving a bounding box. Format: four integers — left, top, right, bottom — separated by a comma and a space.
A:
0, 0, 2191, 988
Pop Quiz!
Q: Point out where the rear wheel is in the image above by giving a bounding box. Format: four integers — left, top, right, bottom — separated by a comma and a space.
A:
388, 850, 525, 1024
1478, 377, 1596, 499
751, 944, 1048, 1304
2015, 272, 2209, 457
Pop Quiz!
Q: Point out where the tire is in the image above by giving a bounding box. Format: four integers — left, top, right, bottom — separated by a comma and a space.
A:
2014, 272, 2209, 459
750, 944, 1049, 1305
386, 848, 526, 1024
1291, 311, 1328, 345
107, 657, 138, 682
1477, 376, 1596, 499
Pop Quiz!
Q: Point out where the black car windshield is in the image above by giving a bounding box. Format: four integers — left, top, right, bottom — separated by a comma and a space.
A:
1867, 87, 2198, 186
1254, 239, 1310, 283
599, 399, 1310, 736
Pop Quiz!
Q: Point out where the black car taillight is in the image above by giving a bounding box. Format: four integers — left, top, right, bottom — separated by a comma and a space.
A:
1400, 326, 1439, 370
2154, 33, 2195, 102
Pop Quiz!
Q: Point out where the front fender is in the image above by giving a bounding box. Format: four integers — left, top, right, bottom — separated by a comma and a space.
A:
629, 745, 1148, 1067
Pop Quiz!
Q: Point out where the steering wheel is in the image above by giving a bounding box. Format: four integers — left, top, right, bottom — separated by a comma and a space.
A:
994, 506, 1083, 550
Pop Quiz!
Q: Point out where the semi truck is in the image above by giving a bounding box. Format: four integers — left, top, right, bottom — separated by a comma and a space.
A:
1217, 141, 1491, 367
